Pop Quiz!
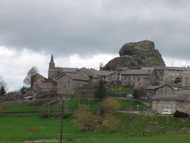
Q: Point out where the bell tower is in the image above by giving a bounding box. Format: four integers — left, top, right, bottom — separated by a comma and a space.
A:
48, 54, 55, 79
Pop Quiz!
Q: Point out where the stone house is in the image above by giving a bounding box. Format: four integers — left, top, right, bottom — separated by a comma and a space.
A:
181, 71, 190, 88
55, 71, 90, 96
162, 67, 190, 88
163, 67, 187, 84
119, 68, 155, 88
152, 84, 190, 115
74, 81, 99, 99
97, 71, 118, 82
145, 85, 161, 100
47, 55, 91, 95
46, 55, 121, 97
152, 84, 176, 114
31, 55, 190, 102
31, 73, 57, 98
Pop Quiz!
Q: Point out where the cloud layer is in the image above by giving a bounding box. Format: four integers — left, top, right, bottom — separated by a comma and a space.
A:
0, 0, 190, 58
1, 0, 190, 90
0, 46, 116, 90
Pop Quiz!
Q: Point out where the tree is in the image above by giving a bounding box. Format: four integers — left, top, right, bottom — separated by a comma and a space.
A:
0, 86, 6, 96
20, 86, 30, 95
95, 80, 107, 100
74, 102, 121, 132
133, 88, 146, 99
100, 113, 120, 132
99, 63, 104, 70
0, 77, 7, 96
74, 105, 100, 131
24, 67, 38, 87
174, 77, 182, 84
101, 97, 121, 113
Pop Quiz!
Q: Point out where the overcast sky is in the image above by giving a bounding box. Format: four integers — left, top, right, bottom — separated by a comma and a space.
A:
0, 0, 190, 90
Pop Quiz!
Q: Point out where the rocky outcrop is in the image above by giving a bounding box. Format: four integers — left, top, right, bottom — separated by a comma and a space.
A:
104, 40, 165, 70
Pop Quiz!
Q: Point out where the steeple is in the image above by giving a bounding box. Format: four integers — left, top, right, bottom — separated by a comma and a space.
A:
48, 54, 55, 79
49, 54, 55, 69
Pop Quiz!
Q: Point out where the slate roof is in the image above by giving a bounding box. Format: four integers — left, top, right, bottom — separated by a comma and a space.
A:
79, 68, 99, 77
67, 72, 90, 81
32, 73, 57, 84
55, 67, 78, 73
152, 94, 190, 102
56, 71, 90, 82
165, 67, 188, 71
121, 69, 154, 75
152, 85, 190, 102
146, 85, 162, 90
176, 90, 190, 96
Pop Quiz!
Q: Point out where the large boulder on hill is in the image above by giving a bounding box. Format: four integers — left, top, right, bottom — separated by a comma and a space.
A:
104, 40, 165, 70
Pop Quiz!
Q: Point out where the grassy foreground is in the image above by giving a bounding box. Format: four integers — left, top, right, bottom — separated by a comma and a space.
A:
0, 101, 190, 143
0, 115, 190, 143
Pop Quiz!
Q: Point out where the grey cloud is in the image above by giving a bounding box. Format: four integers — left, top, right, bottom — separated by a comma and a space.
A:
0, 0, 190, 59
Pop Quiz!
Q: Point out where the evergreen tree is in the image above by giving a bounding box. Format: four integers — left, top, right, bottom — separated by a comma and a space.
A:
95, 79, 107, 100
20, 86, 30, 95
0, 86, 6, 96
0, 77, 7, 96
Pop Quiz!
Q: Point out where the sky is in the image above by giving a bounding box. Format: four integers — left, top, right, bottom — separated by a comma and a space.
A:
0, 0, 190, 91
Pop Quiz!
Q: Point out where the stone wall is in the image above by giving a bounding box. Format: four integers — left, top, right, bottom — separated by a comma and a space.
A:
152, 101, 177, 114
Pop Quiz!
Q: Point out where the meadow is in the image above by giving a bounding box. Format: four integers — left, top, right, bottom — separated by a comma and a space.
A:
0, 115, 190, 143
0, 100, 190, 143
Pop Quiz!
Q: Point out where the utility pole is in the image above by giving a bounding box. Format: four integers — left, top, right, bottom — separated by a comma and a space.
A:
59, 94, 64, 143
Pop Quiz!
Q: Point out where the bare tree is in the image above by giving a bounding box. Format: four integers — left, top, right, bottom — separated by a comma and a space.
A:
99, 63, 104, 70
23, 67, 38, 87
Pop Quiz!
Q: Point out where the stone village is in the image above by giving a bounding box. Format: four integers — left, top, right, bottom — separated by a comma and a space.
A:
30, 40, 190, 115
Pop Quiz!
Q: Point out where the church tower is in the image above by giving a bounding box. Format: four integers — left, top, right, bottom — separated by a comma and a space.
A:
48, 54, 55, 79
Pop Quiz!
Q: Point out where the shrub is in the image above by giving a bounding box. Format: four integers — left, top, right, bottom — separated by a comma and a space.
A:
0, 86, 6, 96
95, 80, 107, 100
133, 88, 146, 99
74, 102, 122, 132
63, 113, 72, 119
0, 105, 6, 113
99, 113, 120, 132
101, 97, 121, 113
40, 112, 51, 118
74, 105, 100, 131
174, 111, 189, 118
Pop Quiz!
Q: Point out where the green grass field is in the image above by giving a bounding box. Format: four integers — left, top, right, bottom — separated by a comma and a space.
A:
0, 98, 148, 113
0, 115, 190, 143
0, 101, 190, 143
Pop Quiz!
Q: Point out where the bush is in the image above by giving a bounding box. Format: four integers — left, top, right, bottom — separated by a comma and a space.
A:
133, 88, 146, 99
74, 100, 122, 132
174, 111, 189, 118
40, 112, 51, 118
0, 86, 6, 96
99, 113, 121, 132
74, 105, 100, 131
0, 105, 6, 113
95, 80, 107, 100
101, 97, 121, 113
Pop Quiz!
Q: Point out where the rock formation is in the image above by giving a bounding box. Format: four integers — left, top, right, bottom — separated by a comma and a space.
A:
104, 40, 165, 70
